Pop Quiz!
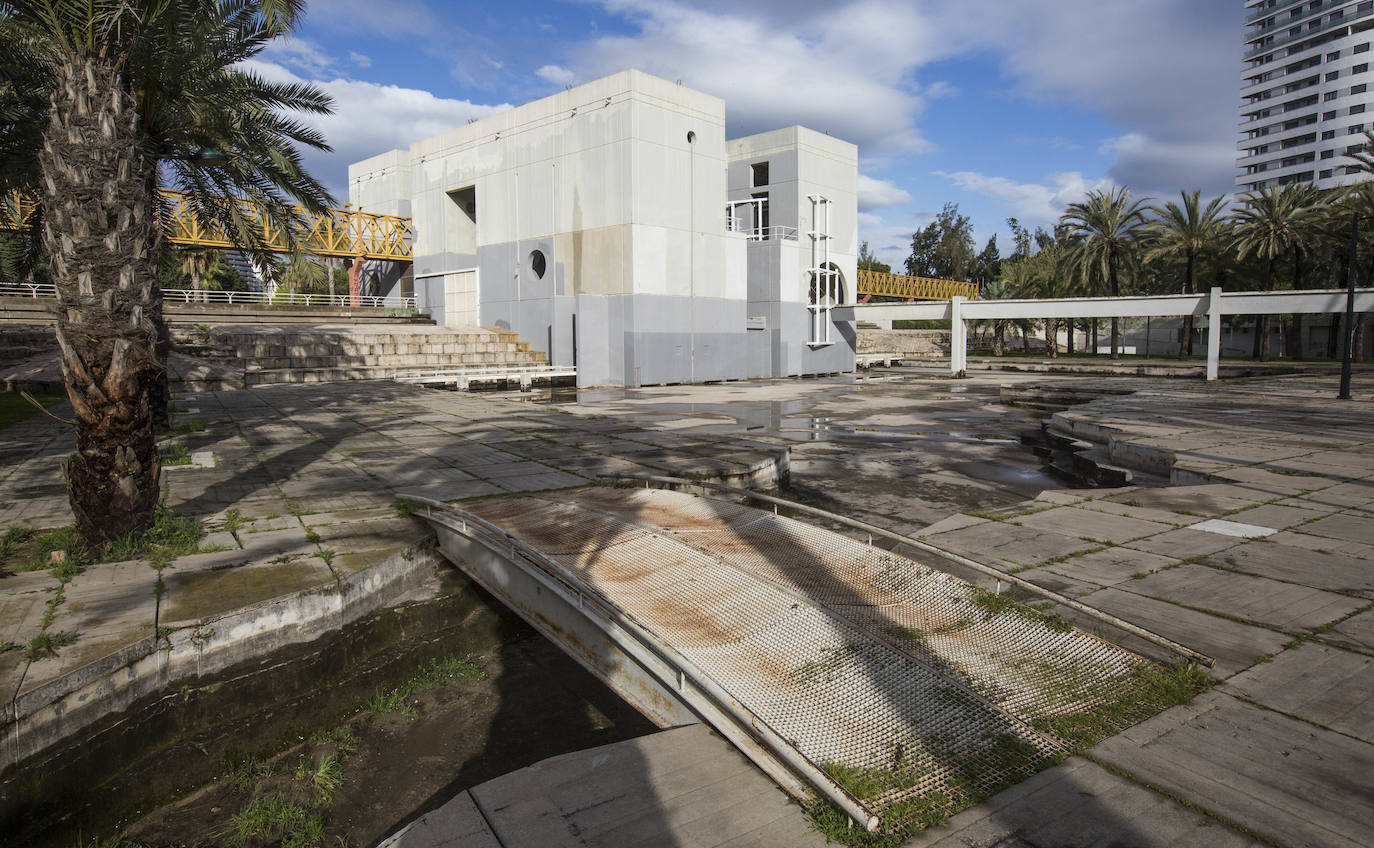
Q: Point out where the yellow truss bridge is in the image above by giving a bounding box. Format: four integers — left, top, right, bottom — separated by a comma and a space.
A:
856, 269, 979, 302
2, 190, 413, 262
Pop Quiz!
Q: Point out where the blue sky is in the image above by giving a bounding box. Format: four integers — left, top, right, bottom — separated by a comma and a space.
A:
254, 0, 1244, 269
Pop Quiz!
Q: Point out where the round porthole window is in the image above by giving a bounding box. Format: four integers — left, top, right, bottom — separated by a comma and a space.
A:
529, 249, 547, 279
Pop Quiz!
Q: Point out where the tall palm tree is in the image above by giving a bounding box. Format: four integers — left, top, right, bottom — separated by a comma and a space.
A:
1060, 186, 1151, 359
1145, 191, 1228, 358
1232, 183, 1320, 361
0, 1, 334, 546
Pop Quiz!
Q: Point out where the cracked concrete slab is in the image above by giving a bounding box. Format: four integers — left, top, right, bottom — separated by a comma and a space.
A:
1224, 643, 1374, 743
1125, 564, 1365, 631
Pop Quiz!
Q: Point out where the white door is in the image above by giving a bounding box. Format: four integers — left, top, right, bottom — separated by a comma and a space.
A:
443, 268, 478, 327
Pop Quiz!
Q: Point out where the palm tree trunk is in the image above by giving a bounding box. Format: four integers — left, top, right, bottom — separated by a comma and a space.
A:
1046, 318, 1058, 358
39, 54, 162, 545
1066, 319, 1075, 355
994, 324, 1005, 356
1357, 312, 1369, 363
1091, 321, 1098, 354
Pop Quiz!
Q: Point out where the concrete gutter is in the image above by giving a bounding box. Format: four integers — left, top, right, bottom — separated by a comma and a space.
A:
1, 543, 439, 774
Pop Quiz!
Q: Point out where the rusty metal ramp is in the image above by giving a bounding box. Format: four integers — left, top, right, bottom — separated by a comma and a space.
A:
408, 486, 1198, 836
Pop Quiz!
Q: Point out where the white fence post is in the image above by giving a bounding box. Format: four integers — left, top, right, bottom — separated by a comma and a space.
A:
1207, 287, 1222, 381
950, 296, 966, 378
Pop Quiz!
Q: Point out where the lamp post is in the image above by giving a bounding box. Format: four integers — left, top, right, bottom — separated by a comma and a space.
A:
1339, 213, 1359, 400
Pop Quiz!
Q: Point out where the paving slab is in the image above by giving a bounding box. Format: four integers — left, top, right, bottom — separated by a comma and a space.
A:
1224, 642, 1374, 743
1093, 691, 1374, 848
456, 724, 826, 848
922, 521, 1098, 571
1207, 539, 1374, 597
1296, 511, 1374, 546
1044, 546, 1179, 588
1084, 588, 1289, 677
1319, 607, 1374, 653
1123, 526, 1247, 558
1264, 529, 1374, 558
160, 556, 334, 624
1074, 498, 1189, 527
1015, 506, 1172, 543
1125, 563, 1365, 631
906, 756, 1260, 848
1222, 503, 1329, 531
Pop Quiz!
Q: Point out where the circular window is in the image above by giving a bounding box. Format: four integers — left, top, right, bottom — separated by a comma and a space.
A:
529, 249, 547, 279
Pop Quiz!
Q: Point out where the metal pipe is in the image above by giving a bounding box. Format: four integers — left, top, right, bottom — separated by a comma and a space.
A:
600, 474, 1216, 668
399, 493, 883, 832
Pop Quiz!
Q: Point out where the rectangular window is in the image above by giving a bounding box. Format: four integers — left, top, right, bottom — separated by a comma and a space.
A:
1323, 129, 1337, 139
1347, 145, 1364, 153
1328, 71, 1341, 81
1321, 168, 1334, 179
751, 161, 769, 187
1352, 103, 1367, 114
1358, 43, 1372, 54
1325, 110, 1338, 119
1353, 84, 1369, 94
1357, 64, 1370, 74
1348, 166, 1363, 174
1322, 148, 1335, 158
1325, 90, 1340, 100
1363, 1, 1374, 13
1329, 51, 1342, 60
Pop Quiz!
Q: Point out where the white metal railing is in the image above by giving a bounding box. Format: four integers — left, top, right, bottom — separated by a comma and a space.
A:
725, 199, 799, 241
0, 282, 416, 311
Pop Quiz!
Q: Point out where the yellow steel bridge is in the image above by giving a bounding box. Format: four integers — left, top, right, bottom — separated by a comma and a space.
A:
855, 269, 978, 302
2, 190, 413, 262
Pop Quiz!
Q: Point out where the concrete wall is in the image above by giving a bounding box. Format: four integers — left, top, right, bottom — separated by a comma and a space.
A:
727, 127, 858, 376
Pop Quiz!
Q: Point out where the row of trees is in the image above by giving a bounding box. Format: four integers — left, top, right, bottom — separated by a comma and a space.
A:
905, 142, 1374, 361
0, 1, 337, 545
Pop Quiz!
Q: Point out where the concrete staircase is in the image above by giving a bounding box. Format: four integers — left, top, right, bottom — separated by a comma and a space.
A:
176, 324, 548, 386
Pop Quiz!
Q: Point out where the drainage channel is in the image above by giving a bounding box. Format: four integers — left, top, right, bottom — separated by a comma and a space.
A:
403, 485, 1210, 836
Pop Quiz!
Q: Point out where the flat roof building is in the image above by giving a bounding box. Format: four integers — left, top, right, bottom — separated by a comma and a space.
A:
349, 70, 857, 387
1239, 0, 1374, 191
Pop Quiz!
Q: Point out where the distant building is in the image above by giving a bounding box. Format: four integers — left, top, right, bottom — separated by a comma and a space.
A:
349, 70, 857, 387
1239, 0, 1374, 191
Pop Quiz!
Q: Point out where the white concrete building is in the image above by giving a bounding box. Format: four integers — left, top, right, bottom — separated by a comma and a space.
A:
1239, 0, 1374, 191
349, 70, 857, 387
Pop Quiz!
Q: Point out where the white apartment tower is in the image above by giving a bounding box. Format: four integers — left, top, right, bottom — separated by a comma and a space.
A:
1239, 0, 1374, 191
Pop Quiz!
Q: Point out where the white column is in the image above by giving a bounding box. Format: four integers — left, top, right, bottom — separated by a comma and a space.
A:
951, 296, 966, 378
1206, 287, 1222, 381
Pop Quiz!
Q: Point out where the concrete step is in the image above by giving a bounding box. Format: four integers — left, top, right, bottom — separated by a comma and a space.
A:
243, 352, 548, 370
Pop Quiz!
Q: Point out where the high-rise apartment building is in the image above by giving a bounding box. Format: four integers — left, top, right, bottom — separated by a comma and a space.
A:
1239, 0, 1374, 191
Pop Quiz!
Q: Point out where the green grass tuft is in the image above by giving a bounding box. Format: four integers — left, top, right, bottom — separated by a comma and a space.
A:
1032, 661, 1215, 749
224, 796, 324, 848
364, 654, 486, 716
161, 443, 192, 467
25, 630, 78, 662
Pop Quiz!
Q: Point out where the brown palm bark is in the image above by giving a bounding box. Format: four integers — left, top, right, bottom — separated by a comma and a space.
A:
39, 54, 162, 545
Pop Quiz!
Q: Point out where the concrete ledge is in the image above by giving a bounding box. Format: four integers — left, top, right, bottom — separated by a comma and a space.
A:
1, 543, 439, 774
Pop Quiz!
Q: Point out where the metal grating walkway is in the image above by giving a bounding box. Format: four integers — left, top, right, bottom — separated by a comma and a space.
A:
461, 488, 1155, 820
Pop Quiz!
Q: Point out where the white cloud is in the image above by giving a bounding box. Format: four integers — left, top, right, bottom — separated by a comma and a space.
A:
239, 60, 511, 201
933, 170, 1115, 227
857, 174, 912, 210
858, 211, 914, 270
260, 38, 337, 76
1098, 133, 1237, 197
348, 52, 372, 69
566, 0, 943, 154
536, 64, 576, 87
